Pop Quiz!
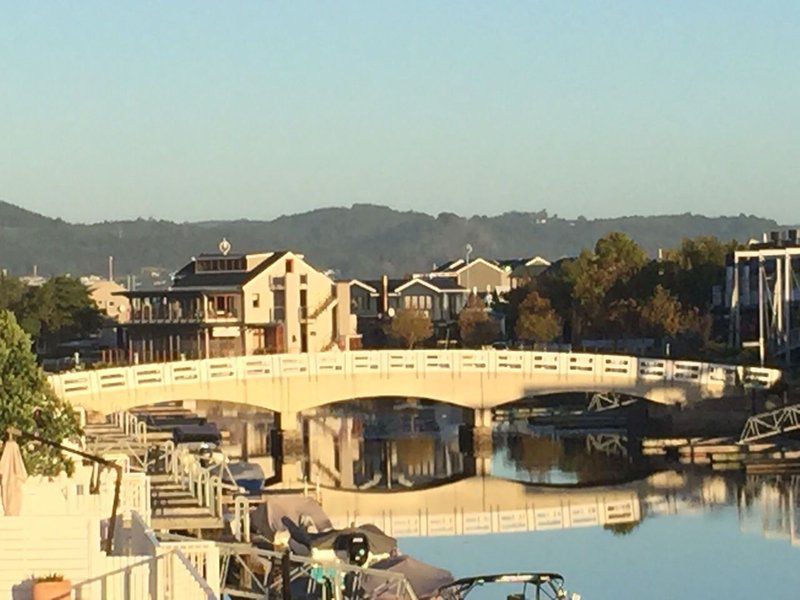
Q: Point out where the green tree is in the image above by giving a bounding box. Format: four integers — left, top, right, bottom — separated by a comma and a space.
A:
564, 232, 648, 337
0, 274, 25, 311
458, 296, 500, 348
0, 310, 81, 475
662, 236, 739, 310
515, 291, 561, 343
386, 308, 433, 348
15, 277, 103, 351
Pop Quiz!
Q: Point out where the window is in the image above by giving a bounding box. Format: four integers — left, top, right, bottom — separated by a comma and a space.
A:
403, 295, 432, 311
252, 293, 260, 308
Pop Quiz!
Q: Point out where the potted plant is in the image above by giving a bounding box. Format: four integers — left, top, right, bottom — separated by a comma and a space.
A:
32, 573, 71, 600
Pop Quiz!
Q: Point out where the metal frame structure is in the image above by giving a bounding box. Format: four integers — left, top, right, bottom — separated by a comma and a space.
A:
729, 246, 800, 365
739, 403, 800, 443
586, 392, 637, 412
585, 433, 629, 457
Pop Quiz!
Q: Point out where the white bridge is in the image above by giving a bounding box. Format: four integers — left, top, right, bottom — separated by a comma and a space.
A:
48, 350, 781, 424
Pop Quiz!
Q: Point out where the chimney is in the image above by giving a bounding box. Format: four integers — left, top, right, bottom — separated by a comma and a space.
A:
32, 265, 37, 277
381, 274, 389, 315
108, 256, 114, 282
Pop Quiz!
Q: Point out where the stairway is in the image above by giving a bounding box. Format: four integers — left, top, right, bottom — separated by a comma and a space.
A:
307, 291, 338, 321
149, 474, 224, 531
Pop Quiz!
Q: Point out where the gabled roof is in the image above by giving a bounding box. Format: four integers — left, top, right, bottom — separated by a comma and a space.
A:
432, 259, 465, 273
395, 276, 468, 294
453, 257, 506, 275
497, 256, 551, 271
349, 278, 405, 295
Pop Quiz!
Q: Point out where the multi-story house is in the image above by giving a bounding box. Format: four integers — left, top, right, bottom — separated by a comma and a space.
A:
423, 258, 512, 295
119, 243, 357, 361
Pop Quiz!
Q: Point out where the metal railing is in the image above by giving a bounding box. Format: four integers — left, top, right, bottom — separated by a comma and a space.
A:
160, 441, 247, 521
740, 403, 800, 443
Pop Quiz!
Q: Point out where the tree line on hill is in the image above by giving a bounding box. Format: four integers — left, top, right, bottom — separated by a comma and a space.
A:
0, 199, 780, 279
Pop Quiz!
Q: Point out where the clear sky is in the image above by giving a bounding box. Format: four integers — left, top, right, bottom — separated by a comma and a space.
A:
1, 2, 798, 223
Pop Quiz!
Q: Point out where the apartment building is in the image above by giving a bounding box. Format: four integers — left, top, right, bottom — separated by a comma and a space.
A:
119, 243, 357, 361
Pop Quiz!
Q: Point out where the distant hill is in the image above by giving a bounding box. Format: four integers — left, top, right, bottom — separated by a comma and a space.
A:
0, 200, 781, 280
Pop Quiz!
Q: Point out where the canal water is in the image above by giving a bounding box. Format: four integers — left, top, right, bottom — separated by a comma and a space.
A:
297, 401, 800, 599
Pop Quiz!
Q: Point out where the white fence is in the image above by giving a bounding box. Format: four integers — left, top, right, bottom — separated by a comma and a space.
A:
48, 350, 783, 400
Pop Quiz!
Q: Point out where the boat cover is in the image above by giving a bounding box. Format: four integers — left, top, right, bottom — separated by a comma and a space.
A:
224, 462, 265, 494
366, 555, 455, 599
251, 495, 333, 538
172, 423, 221, 445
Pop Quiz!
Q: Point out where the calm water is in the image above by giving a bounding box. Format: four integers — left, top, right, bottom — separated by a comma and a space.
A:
299, 401, 800, 599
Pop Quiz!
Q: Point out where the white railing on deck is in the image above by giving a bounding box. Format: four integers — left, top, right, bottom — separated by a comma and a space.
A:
112, 410, 148, 446
130, 511, 221, 595
71, 550, 216, 600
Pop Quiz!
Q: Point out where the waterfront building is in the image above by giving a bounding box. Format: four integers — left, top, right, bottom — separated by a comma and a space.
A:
720, 229, 800, 364
119, 242, 358, 361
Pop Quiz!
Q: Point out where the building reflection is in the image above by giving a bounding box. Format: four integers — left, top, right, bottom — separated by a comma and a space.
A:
304, 401, 469, 490
292, 402, 800, 544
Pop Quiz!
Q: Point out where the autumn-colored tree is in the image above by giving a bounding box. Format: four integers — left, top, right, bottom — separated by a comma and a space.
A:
458, 296, 500, 348
386, 308, 433, 348
515, 291, 561, 343
640, 285, 685, 338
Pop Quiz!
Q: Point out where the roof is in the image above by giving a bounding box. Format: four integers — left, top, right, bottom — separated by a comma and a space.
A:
497, 256, 552, 272
350, 278, 406, 295
395, 276, 468, 294
170, 251, 289, 290
432, 259, 465, 273
430, 257, 506, 276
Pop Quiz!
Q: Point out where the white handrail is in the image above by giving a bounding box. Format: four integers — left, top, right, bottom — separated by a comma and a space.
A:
49, 350, 784, 401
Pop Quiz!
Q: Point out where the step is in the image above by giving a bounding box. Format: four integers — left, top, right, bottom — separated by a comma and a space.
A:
150, 516, 224, 531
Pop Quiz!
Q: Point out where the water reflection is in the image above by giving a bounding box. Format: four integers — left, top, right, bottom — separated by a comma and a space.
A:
304, 401, 470, 491
297, 400, 800, 553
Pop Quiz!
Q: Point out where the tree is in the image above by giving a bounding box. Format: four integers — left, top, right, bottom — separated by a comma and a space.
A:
515, 291, 561, 343
386, 308, 433, 348
0, 274, 25, 311
640, 285, 684, 338
458, 296, 500, 348
14, 276, 103, 352
564, 232, 648, 338
0, 310, 81, 475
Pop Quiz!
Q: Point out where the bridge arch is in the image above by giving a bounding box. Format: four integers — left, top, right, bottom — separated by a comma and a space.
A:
48, 350, 781, 419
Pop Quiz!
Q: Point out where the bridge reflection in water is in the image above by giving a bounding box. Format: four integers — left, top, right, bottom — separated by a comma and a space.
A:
292, 401, 800, 546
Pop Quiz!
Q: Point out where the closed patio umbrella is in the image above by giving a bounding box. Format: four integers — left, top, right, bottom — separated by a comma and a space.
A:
0, 439, 28, 516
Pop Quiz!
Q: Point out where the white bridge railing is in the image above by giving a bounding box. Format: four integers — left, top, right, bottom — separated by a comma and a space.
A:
48, 350, 782, 400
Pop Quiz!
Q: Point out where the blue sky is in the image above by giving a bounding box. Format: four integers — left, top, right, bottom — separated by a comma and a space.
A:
1, 2, 798, 223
